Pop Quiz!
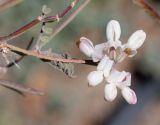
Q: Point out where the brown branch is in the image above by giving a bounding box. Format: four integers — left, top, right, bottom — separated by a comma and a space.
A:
0, 0, 79, 42
0, 43, 85, 63
0, 19, 40, 42
51, 0, 91, 39
6, 37, 34, 68
0, 0, 97, 97
0, 0, 97, 66
0, 79, 44, 95
83, 59, 98, 66
133, 0, 160, 20
0, 42, 98, 66
0, 0, 22, 12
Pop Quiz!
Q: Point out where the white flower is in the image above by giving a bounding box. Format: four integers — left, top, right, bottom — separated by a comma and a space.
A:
104, 70, 137, 104
106, 20, 146, 60
78, 19, 145, 105
79, 37, 108, 62
87, 56, 114, 86
79, 20, 146, 63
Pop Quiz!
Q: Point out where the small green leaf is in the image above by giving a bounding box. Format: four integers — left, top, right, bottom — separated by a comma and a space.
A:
42, 5, 52, 15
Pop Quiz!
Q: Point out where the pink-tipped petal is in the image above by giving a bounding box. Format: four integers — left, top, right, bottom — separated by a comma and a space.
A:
87, 71, 103, 86
104, 83, 117, 102
116, 72, 131, 89
106, 20, 121, 41
127, 30, 146, 50
122, 72, 131, 86
121, 87, 137, 104
79, 37, 95, 57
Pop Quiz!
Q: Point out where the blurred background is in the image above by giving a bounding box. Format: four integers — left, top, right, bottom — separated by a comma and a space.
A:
0, 0, 160, 125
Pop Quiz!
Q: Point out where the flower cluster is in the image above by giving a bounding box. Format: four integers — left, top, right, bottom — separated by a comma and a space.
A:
78, 20, 146, 104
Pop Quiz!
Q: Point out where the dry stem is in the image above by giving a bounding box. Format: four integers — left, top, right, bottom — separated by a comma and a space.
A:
0, 0, 79, 42
51, 0, 91, 38
0, 43, 86, 63
133, 0, 160, 20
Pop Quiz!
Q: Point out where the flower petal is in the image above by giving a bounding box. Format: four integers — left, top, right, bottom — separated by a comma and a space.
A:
92, 42, 108, 61
97, 55, 109, 71
108, 47, 117, 60
103, 59, 114, 78
122, 47, 138, 57
106, 20, 121, 41
87, 71, 103, 86
127, 50, 137, 57
121, 87, 137, 104
123, 73, 131, 86
115, 47, 126, 63
127, 30, 146, 50
116, 72, 131, 89
79, 37, 94, 57
104, 83, 117, 102
106, 70, 126, 83
95, 42, 109, 52
115, 40, 122, 47
108, 40, 116, 48
91, 52, 104, 62
108, 40, 122, 49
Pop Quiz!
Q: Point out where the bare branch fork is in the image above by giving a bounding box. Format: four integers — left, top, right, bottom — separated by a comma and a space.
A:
0, 0, 96, 66
0, 0, 96, 96
6, 37, 34, 68
0, 0, 79, 42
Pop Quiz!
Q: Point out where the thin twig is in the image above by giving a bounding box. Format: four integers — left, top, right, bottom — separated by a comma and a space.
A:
133, 0, 160, 19
0, 79, 44, 95
0, 0, 96, 65
0, 43, 85, 63
6, 37, 34, 68
83, 59, 98, 66
0, 0, 79, 42
51, 0, 91, 38
0, 42, 98, 65
0, 0, 22, 12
